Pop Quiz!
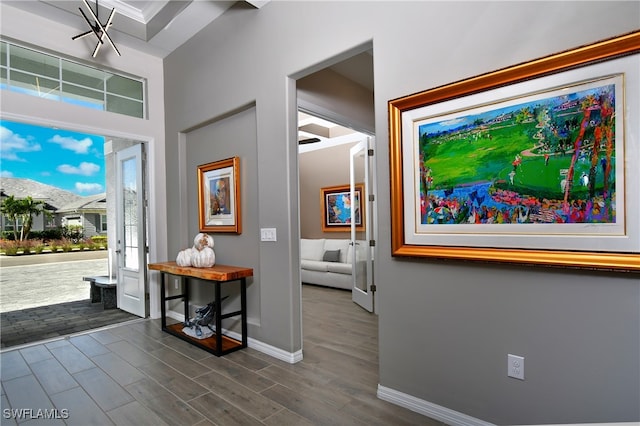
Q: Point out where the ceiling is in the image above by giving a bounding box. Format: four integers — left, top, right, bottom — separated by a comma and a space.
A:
5, 0, 373, 144
5, 0, 373, 88
5, 0, 262, 58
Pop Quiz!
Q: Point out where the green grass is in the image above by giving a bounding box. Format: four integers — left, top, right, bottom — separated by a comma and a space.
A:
421, 118, 613, 199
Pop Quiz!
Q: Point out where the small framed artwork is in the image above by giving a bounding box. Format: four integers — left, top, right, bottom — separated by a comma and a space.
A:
321, 184, 365, 232
198, 157, 241, 234
388, 31, 640, 271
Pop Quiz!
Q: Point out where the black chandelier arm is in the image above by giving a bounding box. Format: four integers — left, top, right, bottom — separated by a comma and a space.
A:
92, 13, 118, 57
71, 29, 93, 41
83, 1, 120, 55
100, 9, 121, 55
75, 7, 103, 43
72, 0, 120, 57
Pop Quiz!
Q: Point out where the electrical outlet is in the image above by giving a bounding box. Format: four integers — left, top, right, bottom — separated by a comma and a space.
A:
508, 354, 525, 380
260, 228, 277, 242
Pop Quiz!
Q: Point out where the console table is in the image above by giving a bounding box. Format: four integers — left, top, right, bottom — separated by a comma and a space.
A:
148, 262, 253, 357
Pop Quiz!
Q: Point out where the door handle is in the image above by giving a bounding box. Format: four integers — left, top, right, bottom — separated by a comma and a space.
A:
115, 249, 122, 254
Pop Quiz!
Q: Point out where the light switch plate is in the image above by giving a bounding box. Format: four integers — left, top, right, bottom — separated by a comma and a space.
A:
260, 228, 277, 242
508, 354, 525, 380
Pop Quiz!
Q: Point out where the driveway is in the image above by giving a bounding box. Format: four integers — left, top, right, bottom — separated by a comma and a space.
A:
0, 251, 108, 312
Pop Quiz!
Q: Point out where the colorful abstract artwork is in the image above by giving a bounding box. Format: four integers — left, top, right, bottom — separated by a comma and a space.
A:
321, 184, 364, 232
418, 80, 617, 226
388, 31, 640, 270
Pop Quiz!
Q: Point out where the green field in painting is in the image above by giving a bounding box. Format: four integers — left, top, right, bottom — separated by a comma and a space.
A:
420, 116, 607, 200
421, 122, 535, 185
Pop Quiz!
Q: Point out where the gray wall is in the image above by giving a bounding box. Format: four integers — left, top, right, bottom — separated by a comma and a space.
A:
163, 1, 640, 423
298, 67, 375, 133
183, 106, 261, 325
299, 142, 361, 239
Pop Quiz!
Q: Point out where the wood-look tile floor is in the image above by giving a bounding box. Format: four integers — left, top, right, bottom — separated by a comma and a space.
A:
1, 284, 443, 425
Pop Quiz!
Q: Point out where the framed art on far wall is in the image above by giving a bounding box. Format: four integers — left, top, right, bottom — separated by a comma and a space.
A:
321, 184, 365, 232
388, 31, 640, 271
198, 156, 241, 234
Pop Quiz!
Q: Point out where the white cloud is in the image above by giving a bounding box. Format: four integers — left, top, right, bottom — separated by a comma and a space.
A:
75, 182, 103, 194
57, 162, 100, 176
0, 170, 14, 177
49, 135, 93, 154
441, 118, 465, 127
0, 126, 42, 161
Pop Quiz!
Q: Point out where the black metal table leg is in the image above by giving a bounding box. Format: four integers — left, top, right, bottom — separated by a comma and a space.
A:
215, 280, 222, 356
160, 273, 167, 329
241, 277, 247, 348
183, 276, 188, 322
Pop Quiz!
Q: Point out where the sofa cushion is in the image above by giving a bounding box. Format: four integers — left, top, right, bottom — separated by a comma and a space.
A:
326, 262, 352, 275
300, 259, 329, 272
322, 249, 341, 262
323, 239, 350, 263
301, 238, 325, 261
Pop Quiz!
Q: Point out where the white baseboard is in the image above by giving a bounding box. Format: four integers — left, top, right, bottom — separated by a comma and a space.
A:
377, 387, 640, 426
165, 310, 303, 364
377, 385, 494, 426
244, 334, 303, 364
166, 310, 186, 323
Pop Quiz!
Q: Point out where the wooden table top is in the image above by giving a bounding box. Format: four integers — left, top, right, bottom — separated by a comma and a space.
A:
148, 262, 253, 282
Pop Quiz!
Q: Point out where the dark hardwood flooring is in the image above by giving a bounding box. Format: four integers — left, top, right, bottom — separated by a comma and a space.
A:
0, 284, 443, 425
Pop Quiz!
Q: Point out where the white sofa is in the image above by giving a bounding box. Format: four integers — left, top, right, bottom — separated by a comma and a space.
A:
300, 238, 366, 290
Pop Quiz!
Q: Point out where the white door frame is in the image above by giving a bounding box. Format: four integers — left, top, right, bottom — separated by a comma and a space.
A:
0, 112, 163, 319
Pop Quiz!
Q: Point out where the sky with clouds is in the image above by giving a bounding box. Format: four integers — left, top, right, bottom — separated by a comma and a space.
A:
0, 120, 105, 195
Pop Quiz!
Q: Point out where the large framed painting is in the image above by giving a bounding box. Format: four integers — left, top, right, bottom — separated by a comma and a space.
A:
388, 31, 640, 271
198, 157, 241, 234
321, 184, 365, 232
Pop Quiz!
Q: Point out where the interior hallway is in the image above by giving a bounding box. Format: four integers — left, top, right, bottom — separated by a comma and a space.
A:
1, 285, 442, 425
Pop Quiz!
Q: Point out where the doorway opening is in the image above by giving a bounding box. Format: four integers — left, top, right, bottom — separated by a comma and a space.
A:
295, 44, 377, 359
0, 120, 149, 349
297, 111, 375, 312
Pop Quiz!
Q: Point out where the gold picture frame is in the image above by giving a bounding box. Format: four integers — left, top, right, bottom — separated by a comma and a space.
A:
388, 31, 640, 271
321, 183, 365, 232
198, 157, 241, 234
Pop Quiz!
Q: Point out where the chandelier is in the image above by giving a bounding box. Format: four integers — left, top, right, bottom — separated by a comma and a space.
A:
72, 0, 121, 57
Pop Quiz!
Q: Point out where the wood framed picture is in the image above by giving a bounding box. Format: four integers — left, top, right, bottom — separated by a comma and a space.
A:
321, 184, 365, 232
198, 156, 241, 234
388, 31, 640, 271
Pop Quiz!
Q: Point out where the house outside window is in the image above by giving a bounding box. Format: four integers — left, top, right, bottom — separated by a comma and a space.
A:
64, 216, 82, 227
100, 214, 107, 232
3, 218, 22, 232
45, 215, 56, 229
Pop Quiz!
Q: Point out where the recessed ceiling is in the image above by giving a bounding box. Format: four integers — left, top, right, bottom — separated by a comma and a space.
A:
298, 112, 357, 143
4, 1, 375, 93
4, 0, 374, 147
4, 0, 263, 57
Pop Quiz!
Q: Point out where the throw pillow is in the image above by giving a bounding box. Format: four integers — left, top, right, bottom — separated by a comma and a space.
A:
323, 249, 341, 262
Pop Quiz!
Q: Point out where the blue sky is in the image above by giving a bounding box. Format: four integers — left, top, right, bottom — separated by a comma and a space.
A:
0, 120, 105, 195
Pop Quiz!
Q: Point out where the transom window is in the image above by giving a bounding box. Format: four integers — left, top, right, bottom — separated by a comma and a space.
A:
0, 40, 145, 119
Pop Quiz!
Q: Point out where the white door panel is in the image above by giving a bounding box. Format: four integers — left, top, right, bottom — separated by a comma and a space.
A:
116, 144, 147, 317
350, 138, 374, 312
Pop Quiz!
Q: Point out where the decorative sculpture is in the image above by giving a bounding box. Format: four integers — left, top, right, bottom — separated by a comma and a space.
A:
176, 233, 216, 268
